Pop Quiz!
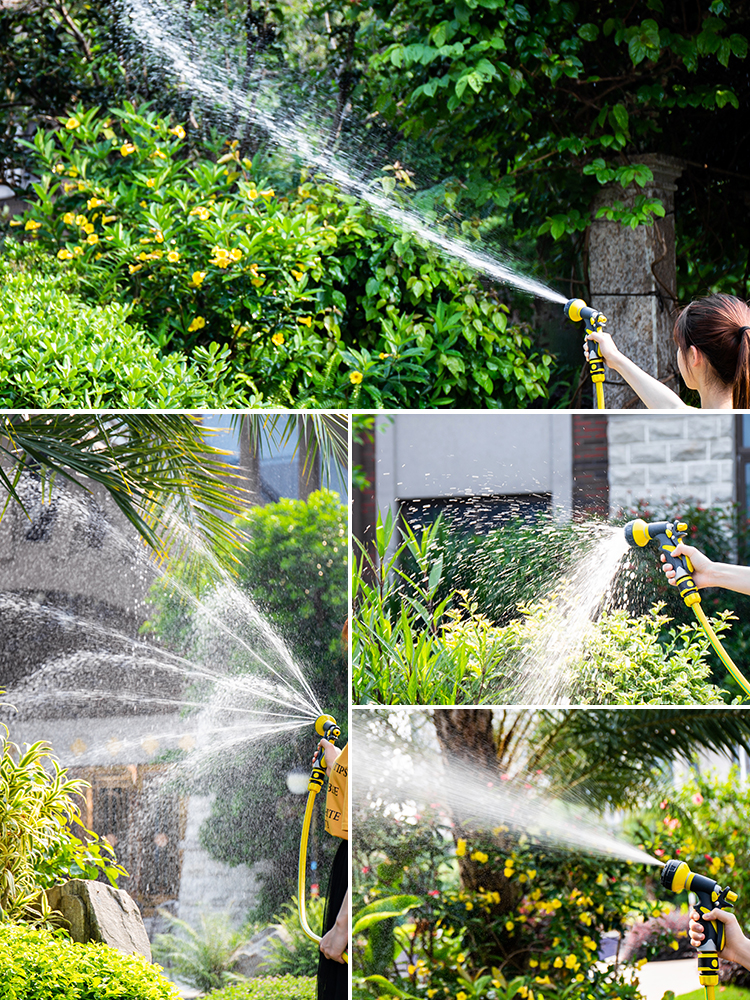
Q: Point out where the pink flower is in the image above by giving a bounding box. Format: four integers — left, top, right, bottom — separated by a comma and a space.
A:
655, 849, 665, 856
660, 800, 669, 809
692, 793, 704, 805
428, 890, 440, 897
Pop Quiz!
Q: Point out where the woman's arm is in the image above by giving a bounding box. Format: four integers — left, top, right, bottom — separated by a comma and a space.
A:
587, 330, 691, 410
662, 543, 750, 596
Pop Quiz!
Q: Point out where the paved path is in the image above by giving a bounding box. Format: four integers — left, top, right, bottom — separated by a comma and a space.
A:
624, 958, 700, 1000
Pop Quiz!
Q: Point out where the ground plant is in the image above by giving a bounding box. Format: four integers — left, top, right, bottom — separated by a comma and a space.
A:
0, 923, 179, 999
151, 910, 248, 993
206, 977, 316, 1000
0, 735, 125, 924
352, 512, 731, 705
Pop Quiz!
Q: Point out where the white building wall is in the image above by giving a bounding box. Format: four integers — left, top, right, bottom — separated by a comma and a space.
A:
607, 413, 735, 515
375, 412, 574, 529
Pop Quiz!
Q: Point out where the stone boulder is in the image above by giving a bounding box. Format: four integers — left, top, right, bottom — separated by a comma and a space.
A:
47, 879, 152, 961
230, 925, 294, 977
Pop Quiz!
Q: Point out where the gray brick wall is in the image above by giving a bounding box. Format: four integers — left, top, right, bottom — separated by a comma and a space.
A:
608, 414, 735, 514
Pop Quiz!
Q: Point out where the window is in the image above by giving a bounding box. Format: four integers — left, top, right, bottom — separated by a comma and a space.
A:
736, 415, 750, 519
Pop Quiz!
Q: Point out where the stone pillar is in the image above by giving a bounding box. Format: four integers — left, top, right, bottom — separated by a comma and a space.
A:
588, 154, 684, 409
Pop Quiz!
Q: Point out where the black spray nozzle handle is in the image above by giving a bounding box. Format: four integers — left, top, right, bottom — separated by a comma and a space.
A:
565, 299, 607, 380
661, 859, 737, 956
623, 518, 701, 607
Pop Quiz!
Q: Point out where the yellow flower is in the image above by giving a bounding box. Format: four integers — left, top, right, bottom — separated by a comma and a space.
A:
170, 124, 186, 139
191, 271, 206, 286
455, 838, 466, 857
407, 965, 416, 976
670, 940, 679, 950
297, 315, 312, 327
62, 212, 76, 225
505, 920, 514, 932
128, 263, 143, 274
465, 901, 473, 911
72, 246, 83, 255
24, 219, 42, 231
75, 214, 87, 226
86, 233, 99, 244
636, 958, 648, 969
259, 188, 275, 198
152, 148, 167, 160
140, 200, 148, 208
272, 332, 285, 346
470, 850, 488, 864
86, 197, 105, 209
349, 371, 363, 384
188, 316, 206, 332
153, 230, 164, 243
57, 248, 74, 260
291, 269, 304, 281
167, 251, 180, 262
565, 955, 580, 970
504, 868, 514, 879
53, 163, 65, 174
527, 870, 537, 880
146, 178, 155, 189
102, 215, 117, 225
83, 223, 94, 234
529, 960, 539, 968
65, 116, 80, 129
120, 142, 136, 156
575, 974, 585, 982
456, 993, 468, 1000
229, 247, 243, 261
553, 958, 563, 969
189, 206, 211, 221
251, 276, 265, 287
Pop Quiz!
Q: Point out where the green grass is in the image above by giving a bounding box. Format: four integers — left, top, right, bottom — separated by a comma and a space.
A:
675, 988, 750, 1000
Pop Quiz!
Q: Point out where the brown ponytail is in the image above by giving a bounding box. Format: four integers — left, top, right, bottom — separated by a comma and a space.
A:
673, 294, 750, 408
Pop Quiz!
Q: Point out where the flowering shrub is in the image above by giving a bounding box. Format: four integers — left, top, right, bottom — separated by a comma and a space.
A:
354, 814, 652, 1000
13, 102, 553, 408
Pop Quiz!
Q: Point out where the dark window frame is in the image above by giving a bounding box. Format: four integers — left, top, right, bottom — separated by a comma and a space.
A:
736, 415, 750, 517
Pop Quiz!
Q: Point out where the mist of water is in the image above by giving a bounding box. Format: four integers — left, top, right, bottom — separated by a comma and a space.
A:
353, 719, 659, 868
514, 526, 630, 704
120, 0, 567, 306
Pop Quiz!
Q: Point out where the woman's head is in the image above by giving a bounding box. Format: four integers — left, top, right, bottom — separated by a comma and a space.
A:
673, 294, 750, 407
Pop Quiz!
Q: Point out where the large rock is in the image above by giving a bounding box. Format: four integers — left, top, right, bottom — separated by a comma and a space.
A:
230, 925, 294, 977
47, 879, 152, 961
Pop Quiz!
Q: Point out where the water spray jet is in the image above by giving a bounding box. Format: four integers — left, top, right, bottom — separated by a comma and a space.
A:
297, 713, 348, 964
623, 518, 750, 697
660, 858, 737, 1000
564, 298, 608, 409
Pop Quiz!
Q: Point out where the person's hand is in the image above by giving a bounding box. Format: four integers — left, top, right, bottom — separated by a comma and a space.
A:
585, 329, 624, 369
312, 738, 341, 778
660, 542, 716, 590
689, 908, 750, 968
319, 920, 348, 964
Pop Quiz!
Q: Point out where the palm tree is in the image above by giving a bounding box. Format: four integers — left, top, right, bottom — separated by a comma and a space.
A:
0, 412, 348, 567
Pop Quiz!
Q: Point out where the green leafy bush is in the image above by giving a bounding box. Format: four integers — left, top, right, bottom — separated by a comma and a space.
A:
14, 102, 553, 408
207, 976, 316, 1000
0, 737, 125, 924
354, 813, 651, 1000
352, 512, 728, 705
0, 246, 246, 408
0, 923, 179, 999
152, 911, 248, 993
264, 896, 325, 977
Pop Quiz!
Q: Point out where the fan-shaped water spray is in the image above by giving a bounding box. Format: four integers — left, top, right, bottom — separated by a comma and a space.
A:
120, 0, 566, 306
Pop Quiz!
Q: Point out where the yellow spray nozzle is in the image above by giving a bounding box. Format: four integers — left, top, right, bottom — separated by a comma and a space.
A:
564, 298, 588, 323
315, 714, 340, 741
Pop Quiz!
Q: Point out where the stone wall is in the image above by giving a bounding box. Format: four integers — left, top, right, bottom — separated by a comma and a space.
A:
607, 414, 734, 514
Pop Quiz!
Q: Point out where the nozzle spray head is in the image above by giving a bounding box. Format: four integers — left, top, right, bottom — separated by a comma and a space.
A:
315, 714, 341, 742
623, 518, 701, 608
660, 857, 737, 984
564, 298, 608, 383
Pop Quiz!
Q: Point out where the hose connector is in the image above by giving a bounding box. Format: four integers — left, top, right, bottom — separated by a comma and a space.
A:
623, 518, 701, 607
